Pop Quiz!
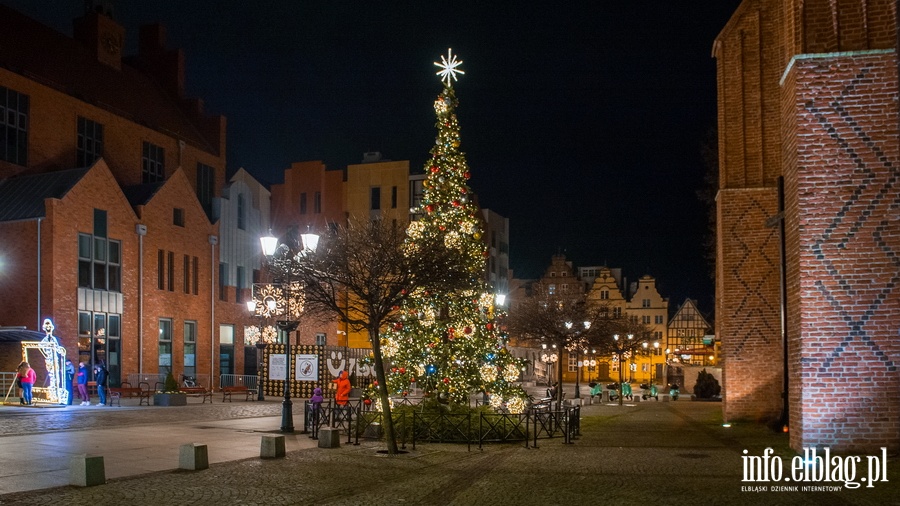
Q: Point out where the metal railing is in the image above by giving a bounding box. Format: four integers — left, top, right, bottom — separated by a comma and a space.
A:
220, 374, 258, 390
0, 372, 17, 400
299, 395, 579, 449
127, 373, 211, 390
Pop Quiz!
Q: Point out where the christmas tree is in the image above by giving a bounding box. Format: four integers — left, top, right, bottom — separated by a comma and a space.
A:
378, 49, 527, 413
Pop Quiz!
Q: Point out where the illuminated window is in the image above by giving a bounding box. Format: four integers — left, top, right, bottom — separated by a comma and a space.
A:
159, 319, 173, 375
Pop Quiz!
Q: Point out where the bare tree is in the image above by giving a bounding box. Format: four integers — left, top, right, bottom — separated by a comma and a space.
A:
508, 283, 656, 407
507, 285, 606, 404
286, 219, 467, 455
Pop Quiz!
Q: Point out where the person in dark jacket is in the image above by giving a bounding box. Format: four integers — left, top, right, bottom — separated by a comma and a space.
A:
65, 359, 75, 406
94, 362, 109, 406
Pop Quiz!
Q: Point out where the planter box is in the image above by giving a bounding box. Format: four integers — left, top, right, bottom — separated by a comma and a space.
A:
154, 393, 187, 406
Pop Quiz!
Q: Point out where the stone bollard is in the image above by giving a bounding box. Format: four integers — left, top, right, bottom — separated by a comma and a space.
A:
261, 434, 286, 458
179, 443, 209, 470
70, 454, 105, 487
318, 427, 342, 448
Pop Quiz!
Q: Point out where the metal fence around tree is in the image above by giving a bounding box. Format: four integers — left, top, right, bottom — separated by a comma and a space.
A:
301, 397, 580, 449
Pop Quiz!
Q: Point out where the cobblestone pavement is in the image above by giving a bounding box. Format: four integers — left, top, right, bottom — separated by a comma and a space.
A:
0, 397, 897, 506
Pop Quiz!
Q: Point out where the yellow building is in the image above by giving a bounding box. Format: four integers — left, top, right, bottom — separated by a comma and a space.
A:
624, 275, 668, 383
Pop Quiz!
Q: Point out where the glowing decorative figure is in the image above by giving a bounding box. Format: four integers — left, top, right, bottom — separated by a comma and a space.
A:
21, 319, 68, 404
434, 48, 464, 87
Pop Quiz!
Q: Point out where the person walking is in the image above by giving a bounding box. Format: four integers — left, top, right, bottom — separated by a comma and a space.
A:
65, 359, 75, 406
332, 370, 351, 407
76, 362, 90, 406
16, 362, 36, 405
94, 361, 109, 406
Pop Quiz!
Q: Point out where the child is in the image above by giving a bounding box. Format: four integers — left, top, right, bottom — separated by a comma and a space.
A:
309, 387, 324, 425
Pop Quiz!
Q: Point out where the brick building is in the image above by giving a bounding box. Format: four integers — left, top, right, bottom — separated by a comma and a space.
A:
0, 5, 238, 387
715, 0, 898, 451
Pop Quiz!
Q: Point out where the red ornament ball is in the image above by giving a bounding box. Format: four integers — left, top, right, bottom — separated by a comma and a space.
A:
430, 166, 439, 173
364, 398, 372, 405
464, 171, 471, 178
426, 205, 434, 213
464, 326, 472, 334
452, 200, 460, 207
399, 367, 406, 374
442, 377, 450, 384
486, 323, 494, 331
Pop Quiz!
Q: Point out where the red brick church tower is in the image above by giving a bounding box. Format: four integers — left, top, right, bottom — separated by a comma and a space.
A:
715, 0, 898, 452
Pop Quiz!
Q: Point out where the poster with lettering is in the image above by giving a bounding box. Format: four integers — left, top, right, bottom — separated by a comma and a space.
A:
269, 354, 287, 381
295, 354, 318, 381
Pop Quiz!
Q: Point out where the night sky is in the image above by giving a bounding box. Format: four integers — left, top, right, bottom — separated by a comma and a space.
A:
4, 1, 744, 316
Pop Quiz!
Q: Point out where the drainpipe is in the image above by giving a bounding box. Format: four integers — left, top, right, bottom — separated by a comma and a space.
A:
136, 224, 148, 374
209, 235, 218, 388
36, 218, 42, 328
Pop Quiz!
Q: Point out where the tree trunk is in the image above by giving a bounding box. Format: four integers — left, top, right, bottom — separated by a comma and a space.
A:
368, 327, 399, 454
617, 352, 624, 406
556, 353, 564, 408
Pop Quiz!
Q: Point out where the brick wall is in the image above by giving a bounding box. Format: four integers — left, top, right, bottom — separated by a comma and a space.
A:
717, 188, 783, 422
718, 0, 899, 452
783, 52, 900, 453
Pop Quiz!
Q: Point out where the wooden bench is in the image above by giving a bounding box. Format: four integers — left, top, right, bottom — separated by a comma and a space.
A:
221, 385, 254, 402
179, 386, 213, 403
108, 382, 152, 406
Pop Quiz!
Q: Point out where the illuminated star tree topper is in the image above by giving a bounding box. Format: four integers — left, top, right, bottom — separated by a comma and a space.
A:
434, 48, 464, 87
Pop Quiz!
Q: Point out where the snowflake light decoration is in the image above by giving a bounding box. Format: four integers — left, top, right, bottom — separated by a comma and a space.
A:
434, 48, 464, 87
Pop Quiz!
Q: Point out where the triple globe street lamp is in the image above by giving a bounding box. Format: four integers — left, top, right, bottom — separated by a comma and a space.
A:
565, 320, 591, 399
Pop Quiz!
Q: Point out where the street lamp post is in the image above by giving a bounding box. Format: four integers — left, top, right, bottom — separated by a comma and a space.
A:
260, 230, 318, 433
539, 343, 558, 389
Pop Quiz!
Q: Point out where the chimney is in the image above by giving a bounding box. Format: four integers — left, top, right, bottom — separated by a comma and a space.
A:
136, 23, 186, 98
73, 4, 125, 70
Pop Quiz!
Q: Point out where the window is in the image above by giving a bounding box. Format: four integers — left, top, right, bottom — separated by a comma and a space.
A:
219, 263, 227, 301
158, 319, 173, 375
642, 299, 651, 308
237, 194, 245, 230
655, 315, 664, 324
548, 284, 556, 294
316, 333, 326, 346
370, 187, 381, 210
173, 208, 185, 227
183, 255, 190, 294
192, 256, 199, 295
142, 141, 164, 183
76, 117, 103, 167
613, 307, 622, 318
642, 315, 651, 324
391, 186, 397, 208
236, 266, 245, 304
600, 290, 609, 300
299, 193, 307, 214
167, 251, 174, 291
157, 250, 165, 290
314, 191, 322, 213
197, 163, 215, 218
568, 355, 577, 372
77, 211, 121, 292
184, 321, 197, 378
219, 325, 234, 375
0, 85, 28, 166
561, 284, 568, 292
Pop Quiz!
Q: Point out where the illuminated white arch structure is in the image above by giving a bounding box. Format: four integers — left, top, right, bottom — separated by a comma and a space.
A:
20, 319, 68, 405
